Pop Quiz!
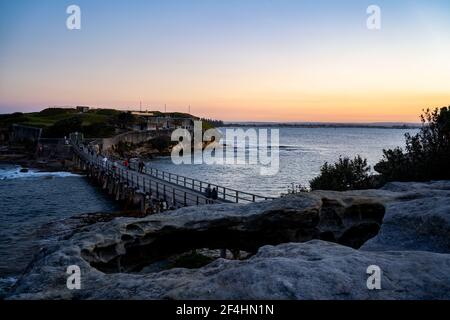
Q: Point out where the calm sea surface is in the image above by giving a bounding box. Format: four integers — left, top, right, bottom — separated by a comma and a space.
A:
147, 127, 418, 197
0, 166, 119, 296
0, 127, 417, 296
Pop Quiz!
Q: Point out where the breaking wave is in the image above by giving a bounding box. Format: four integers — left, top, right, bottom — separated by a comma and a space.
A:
0, 166, 80, 180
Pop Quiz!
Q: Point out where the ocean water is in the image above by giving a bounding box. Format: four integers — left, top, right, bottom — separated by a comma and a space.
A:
0, 165, 119, 297
148, 127, 418, 197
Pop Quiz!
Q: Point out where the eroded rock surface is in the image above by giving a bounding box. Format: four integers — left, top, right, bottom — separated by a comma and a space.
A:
6, 181, 450, 300
361, 181, 450, 253
78, 193, 384, 274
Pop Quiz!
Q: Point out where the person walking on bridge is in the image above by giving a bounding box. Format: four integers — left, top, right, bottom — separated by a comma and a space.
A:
138, 160, 145, 173
205, 184, 212, 198
211, 187, 218, 200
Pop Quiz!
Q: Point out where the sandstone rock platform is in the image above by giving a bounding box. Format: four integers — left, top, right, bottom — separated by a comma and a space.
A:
6, 181, 450, 300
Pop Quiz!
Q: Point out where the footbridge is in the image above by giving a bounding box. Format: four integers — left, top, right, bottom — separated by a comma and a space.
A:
70, 135, 274, 208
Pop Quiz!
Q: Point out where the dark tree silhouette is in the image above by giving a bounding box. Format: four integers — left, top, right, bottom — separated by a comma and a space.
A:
43, 116, 82, 138
115, 112, 135, 129
375, 107, 450, 181
310, 155, 373, 191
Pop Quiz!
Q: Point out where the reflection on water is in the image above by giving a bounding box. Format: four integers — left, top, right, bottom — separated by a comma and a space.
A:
148, 127, 418, 197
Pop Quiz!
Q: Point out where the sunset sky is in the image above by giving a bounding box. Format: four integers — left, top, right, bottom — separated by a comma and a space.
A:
1, 0, 450, 122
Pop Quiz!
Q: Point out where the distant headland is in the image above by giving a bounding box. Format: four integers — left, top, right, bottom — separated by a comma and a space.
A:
0, 106, 422, 134
222, 121, 421, 129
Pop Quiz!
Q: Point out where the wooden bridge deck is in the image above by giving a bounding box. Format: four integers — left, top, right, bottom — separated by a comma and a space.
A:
72, 141, 273, 207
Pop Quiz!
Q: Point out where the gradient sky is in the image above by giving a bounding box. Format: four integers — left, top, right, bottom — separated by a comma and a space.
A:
1, 0, 450, 122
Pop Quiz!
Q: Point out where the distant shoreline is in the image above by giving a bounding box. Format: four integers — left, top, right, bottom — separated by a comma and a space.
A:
221, 123, 421, 129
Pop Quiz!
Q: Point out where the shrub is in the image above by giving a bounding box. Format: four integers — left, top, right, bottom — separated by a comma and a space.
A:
309, 155, 375, 191
149, 135, 172, 152
201, 118, 224, 130
82, 124, 116, 138
375, 107, 450, 182
39, 108, 75, 116
115, 112, 135, 129
43, 116, 83, 138
94, 109, 120, 116
0, 113, 27, 127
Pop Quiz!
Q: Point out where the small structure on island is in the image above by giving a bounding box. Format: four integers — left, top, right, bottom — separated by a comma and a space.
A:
129, 111, 197, 132
76, 106, 90, 113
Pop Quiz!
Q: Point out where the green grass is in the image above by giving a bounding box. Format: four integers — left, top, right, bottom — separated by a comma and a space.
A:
0, 108, 204, 139
0, 108, 118, 138
0, 109, 113, 128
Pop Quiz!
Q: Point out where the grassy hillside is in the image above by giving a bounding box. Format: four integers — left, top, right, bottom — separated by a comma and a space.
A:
0, 108, 120, 127
0, 108, 206, 139
0, 108, 121, 138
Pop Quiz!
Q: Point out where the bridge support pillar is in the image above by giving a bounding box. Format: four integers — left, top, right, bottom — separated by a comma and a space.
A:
139, 193, 146, 214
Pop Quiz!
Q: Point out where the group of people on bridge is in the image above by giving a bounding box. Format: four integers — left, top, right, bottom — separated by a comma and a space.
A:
205, 184, 219, 200
79, 142, 221, 205
145, 194, 173, 215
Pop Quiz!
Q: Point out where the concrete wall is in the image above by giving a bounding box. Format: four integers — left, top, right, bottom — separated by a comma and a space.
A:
0, 128, 9, 143
99, 130, 160, 151
11, 124, 42, 143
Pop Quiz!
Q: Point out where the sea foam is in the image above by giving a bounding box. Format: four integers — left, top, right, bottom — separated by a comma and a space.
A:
0, 166, 80, 180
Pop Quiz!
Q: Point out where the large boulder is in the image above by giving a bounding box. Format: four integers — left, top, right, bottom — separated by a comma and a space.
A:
362, 181, 450, 253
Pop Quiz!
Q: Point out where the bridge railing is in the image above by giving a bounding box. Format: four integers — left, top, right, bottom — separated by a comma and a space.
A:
74, 143, 216, 207
141, 166, 273, 203
100, 158, 215, 207
71, 135, 274, 204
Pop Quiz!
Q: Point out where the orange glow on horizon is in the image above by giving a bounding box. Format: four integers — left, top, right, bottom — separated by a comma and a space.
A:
3, 90, 450, 123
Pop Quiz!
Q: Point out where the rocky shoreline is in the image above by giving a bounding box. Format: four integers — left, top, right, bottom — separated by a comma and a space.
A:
5, 181, 450, 300
0, 152, 74, 173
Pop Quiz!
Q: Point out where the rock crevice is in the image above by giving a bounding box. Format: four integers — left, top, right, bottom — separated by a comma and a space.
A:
80, 195, 385, 274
